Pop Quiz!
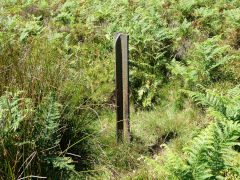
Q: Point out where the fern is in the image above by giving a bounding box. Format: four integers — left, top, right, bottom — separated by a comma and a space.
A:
104, 0, 174, 108
162, 120, 240, 179
0, 91, 32, 137
34, 93, 61, 149
0, 91, 75, 179
225, 8, 240, 29
194, 7, 222, 35
158, 86, 240, 179
183, 86, 240, 121
169, 36, 234, 86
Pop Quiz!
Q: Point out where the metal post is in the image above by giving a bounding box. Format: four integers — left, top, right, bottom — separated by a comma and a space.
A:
114, 33, 130, 142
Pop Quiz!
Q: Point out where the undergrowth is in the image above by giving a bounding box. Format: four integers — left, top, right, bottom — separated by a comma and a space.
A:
0, 0, 240, 179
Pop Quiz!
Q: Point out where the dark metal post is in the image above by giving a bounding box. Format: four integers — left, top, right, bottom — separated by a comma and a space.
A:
114, 33, 130, 142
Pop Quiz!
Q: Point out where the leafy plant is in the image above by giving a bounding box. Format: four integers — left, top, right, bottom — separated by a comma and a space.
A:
105, 1, 174, 108
0, 91, 75, 179
194, 7, 222, 35
154, 87, 240, 179
169, 36, 234, 87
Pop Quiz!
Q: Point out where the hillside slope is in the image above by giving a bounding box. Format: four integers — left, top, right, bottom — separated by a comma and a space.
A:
0, 0, 240, 179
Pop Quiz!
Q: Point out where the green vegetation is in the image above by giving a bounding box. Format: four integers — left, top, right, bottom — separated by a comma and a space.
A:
0, 0, 240, 179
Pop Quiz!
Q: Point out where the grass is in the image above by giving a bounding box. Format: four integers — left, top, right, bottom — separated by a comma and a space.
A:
86, 86, 208, 179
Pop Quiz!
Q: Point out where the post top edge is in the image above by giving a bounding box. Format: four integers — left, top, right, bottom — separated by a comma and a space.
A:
114, 33, 129, 37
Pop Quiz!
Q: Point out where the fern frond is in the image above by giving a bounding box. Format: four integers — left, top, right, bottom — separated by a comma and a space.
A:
160, 144, 190, 179
162, 86, 240, 179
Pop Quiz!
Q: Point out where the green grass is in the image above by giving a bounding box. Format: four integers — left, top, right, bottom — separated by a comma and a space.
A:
86, 86, 207, 179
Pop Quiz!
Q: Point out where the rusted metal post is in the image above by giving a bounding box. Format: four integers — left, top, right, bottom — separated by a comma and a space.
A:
114, 33, 130, 142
